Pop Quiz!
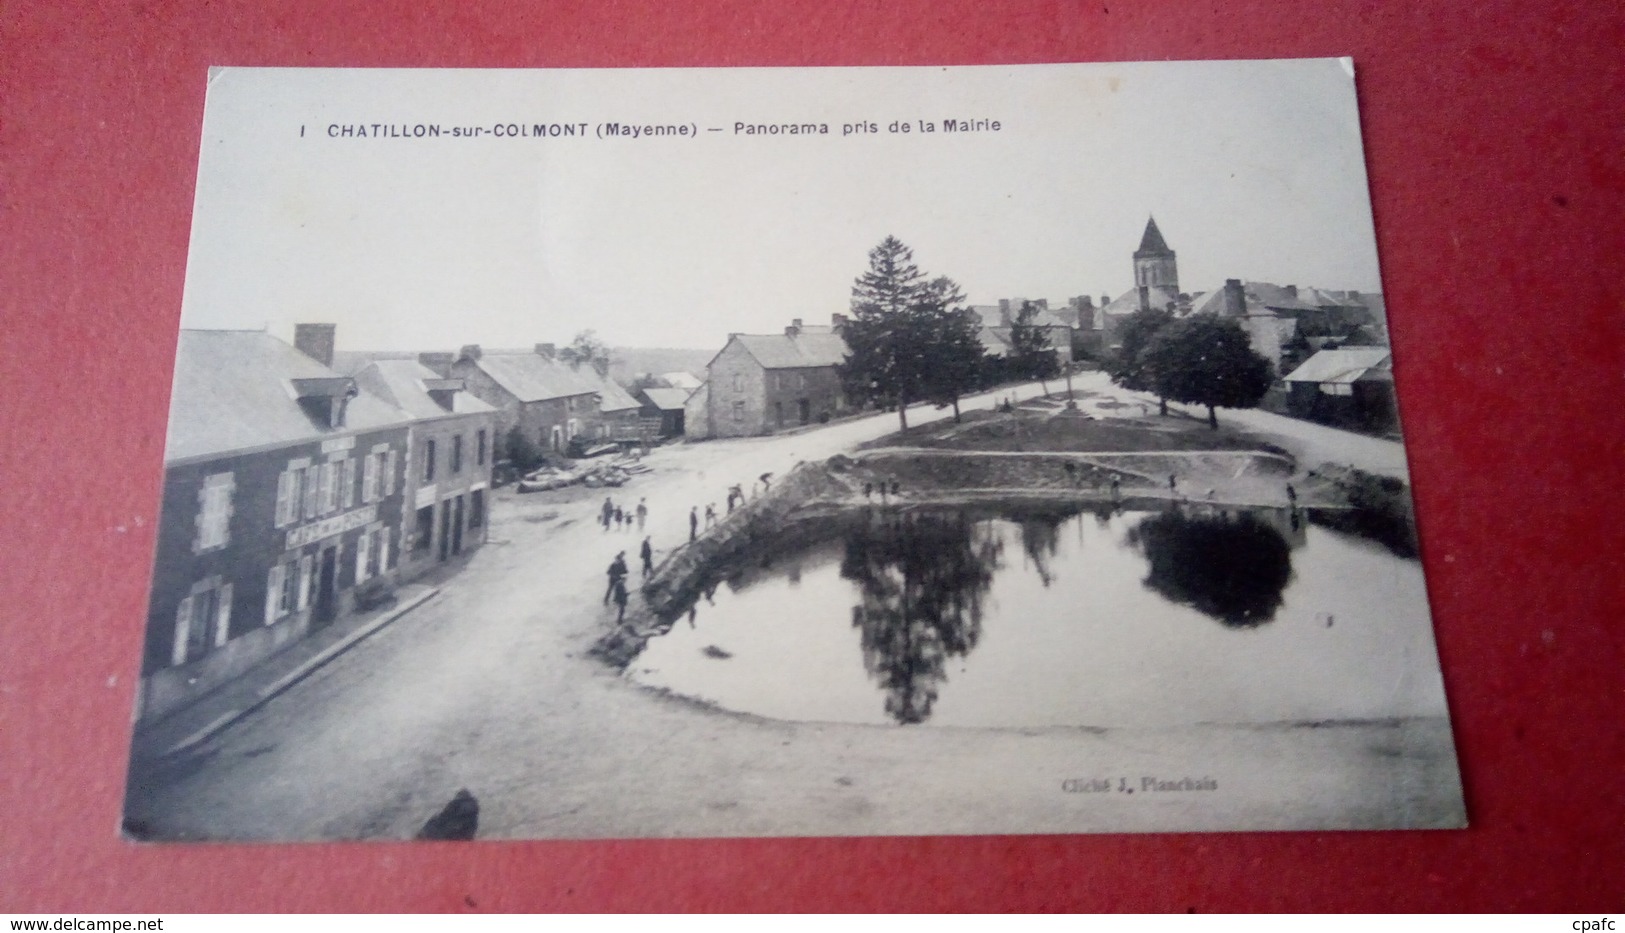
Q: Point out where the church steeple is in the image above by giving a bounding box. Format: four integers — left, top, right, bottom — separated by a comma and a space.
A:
1132, 215, 1178, 293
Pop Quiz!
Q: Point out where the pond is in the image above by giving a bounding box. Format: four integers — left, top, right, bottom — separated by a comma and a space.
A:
627, 504, 1451, 729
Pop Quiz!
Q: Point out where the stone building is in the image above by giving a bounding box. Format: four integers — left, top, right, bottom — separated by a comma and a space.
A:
967, 300, 1075, 366
702, 319, 850, 438
432, 344, 642, 456
138, 325, 413, 723
348, 358, 497, 576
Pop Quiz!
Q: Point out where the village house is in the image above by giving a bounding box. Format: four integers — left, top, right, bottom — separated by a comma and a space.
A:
702, 319, 850, 438
1281, 346, 1397, 430
348, 358, 498, 575
638, 387, 692, 438
138, 325, 413, 723
967, 299, 1075, 366
430, 344, 642, 457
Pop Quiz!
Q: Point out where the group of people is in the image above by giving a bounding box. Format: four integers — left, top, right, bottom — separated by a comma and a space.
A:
602, 535, 658, 623
600, 496, 648, 533
686, 472, 773, 542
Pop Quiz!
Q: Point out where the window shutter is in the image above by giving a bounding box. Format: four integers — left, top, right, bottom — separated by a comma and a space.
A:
383, 450, 397, 496
266, 565, 284, 624
341, 458, 355, 509
274, 470, 293, 527
215, 583, 233, 645
379, 529, 392, 571
356, 531, 371, 583
297, 555, 313, 611
362, 453, 378, 503
172, 596, 194, 667
303, 465, 321, 519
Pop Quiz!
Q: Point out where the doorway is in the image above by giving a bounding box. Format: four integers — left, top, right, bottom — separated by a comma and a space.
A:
313, 546, 338, 628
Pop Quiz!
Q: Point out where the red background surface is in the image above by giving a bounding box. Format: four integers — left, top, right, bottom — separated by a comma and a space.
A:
2, 0, 1621, 913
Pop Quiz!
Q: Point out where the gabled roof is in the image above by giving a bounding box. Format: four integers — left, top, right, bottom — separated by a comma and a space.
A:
352, 359, 497, 421
976, 328, 1011, 356
1282, 347, 1392, 385
1102, 286, 1180, 317
1134, 216, 1173, 257
659, 371, 703, 390
166, 330, 411, 464
731, 332, 849, 369
641, 387, 693, 411
472, 352, 614, 404
1187, 287, 1271, 318
1245, 282, 1322, 313
969, 304, 1071, 329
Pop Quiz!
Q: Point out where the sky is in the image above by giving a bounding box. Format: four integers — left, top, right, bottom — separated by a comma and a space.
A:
179, 60, 1383, 352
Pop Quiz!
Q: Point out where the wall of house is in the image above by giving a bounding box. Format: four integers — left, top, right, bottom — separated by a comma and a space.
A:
684, 383, 711, 439
706, 342, 769, 438
762, 366, 846, 429
401, 411, 496, 581
140, 424, 411, 723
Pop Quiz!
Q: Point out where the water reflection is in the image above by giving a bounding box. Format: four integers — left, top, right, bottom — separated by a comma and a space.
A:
629, 504, 1444, 729
1126, 507, 1295, 627
840, 512, 1004, 724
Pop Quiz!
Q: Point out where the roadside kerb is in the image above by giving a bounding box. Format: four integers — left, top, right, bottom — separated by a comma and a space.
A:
159, 586, 440, 757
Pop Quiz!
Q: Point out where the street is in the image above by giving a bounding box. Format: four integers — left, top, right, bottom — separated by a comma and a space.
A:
125, 377, 1444, 840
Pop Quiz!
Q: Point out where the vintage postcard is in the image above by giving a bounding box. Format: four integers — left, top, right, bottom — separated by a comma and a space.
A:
122, 61, 1464, 841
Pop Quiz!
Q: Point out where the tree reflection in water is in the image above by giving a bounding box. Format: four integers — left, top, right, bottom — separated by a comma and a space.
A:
1127, 508, 1294, 627
840, 511, 1004, 724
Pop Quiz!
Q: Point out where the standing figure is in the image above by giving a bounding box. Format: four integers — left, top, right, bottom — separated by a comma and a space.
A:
1110, 476, 1121, 500
1286, 483, 1298, 506
704, 503, 717, 528
613, 506, 625, 530
640, 536, 654, 579
636, 498, 648, 531
604, 551, 628, 604
890, 480, 900, 498
601, 497, 614, 531
863, 482, 873, 499
759, 472, 773, 492
689, 506, 699, 542
1168, 474, 1178, 494
612, 577, 629, 623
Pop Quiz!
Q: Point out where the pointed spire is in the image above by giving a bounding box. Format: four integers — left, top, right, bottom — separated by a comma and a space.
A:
1135, 216, 1172, 256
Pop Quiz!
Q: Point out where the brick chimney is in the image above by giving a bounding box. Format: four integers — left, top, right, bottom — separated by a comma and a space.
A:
294, 323, 336, 368
1223, 279, 1246, 317
785, 322, 800, 337
535, 343, 556, 359
458, 344, 483, 362
1284, 284, 1298, 298
418, 352, 454, 377
831, 312, 849, 330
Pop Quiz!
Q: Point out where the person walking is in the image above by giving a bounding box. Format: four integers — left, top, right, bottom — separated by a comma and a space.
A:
640, 536, 654, 579
604, 551, 628, 604
1110, 476, 1121, 500
601, 497, 614, 531
689, 506, 699, 542
635, 498, 648, 531
612, 576, 629, 623
704, 503, 717, 528
613, 506, 624, 530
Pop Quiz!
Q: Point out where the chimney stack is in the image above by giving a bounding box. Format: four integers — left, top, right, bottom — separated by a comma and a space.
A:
831, 312, 849, 330
785, 322, 800, 337
1284, 284, 1298, 298
458, 344, 483, 362
1223, 279, 1246, 317
535, 342, 556, 360
294, 323, 336, 368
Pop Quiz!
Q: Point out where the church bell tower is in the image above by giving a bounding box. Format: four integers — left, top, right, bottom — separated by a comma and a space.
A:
1133, 216, 1179, 293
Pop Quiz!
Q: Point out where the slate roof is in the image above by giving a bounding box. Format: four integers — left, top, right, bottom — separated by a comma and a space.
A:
1282, 347, 1392, 385
351, 359, 497, 421
977, 328, 1011, 356
166, 330, 412, 464
1134, 216, 1173, 257
970, 304, 1071, 329
659, 371, 703, 390
1244, 282, 1322, 313
641, 388, 693, 411
1102, 286, 1180, 317
471, 352, 642, 412
731, 332, 850, 369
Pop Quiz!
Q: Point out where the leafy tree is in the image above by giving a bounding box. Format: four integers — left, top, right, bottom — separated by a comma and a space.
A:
1007, 301, 1062, 397
1127, 510, 1293, 627
1106, 306, 1176, 414
1141, 313, 1274, 429
840, 237, 979, 430
560, 329, 613, 373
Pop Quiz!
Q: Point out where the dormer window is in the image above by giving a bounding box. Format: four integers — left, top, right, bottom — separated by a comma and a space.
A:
292, 377, 359, 428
